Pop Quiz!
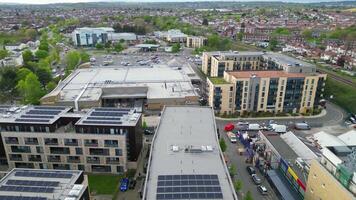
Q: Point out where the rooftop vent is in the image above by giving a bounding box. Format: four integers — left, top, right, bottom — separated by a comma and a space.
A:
172, 145, 179, 152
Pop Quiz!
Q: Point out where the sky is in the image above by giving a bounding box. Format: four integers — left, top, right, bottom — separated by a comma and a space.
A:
0, 0, 349, 4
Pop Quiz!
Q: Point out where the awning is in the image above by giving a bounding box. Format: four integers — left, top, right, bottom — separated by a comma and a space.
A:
266, 170, 302, 200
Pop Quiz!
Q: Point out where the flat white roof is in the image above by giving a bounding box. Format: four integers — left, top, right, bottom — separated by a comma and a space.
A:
143, 106, 237, 200
43, 65, 198, 103
337, 130, 356, 146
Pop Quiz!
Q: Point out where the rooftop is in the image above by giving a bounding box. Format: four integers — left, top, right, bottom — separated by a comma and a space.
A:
209, 77, 230, 84
228, 70, 306, 79
0, 168, 86, 200
42, 65, 198, 104
143, 106, 237, 200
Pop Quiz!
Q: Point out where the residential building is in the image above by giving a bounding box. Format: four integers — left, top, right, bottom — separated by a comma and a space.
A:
0, 105, 142, 174
202, 51, 316, 77
0, 168, 89, 200
186, 36, 207, 48
207, 70, 326, 114
305, 146, 356, 200
143, 106, 237, 200
41, 65, 199, 110
72, 27, 114, 47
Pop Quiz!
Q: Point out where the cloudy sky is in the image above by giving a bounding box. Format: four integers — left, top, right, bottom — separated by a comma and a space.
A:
0, 0, 347, 4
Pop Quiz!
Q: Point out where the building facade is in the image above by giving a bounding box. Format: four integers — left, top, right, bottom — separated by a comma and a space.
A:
0, 106, 142, 174
305, 146, 356, 200
202, 51, 316, 77
186, 36, 207, 48
72, 27, 113, 47
207, 71, 326, 115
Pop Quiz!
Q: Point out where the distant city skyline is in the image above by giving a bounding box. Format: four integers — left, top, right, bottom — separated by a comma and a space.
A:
0, 0, 352, 5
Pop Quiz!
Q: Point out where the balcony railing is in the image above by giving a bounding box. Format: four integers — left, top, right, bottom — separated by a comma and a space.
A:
87, 159, 100, 164
25, 141, 39, 145
5, 140, 19, 144
84, 143, 98, 147
67, 158, 81, 163
9, 157, 22, 161
104, 143, 118, 147
64, 142, 79, 146
48, 157, 61, 162
106, 160, 120, 164
29, 157, 42, 162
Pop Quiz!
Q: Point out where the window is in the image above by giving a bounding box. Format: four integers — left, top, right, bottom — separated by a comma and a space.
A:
76, 148, 83, 155
36, 146, 43, 153
115, 149, 123, 156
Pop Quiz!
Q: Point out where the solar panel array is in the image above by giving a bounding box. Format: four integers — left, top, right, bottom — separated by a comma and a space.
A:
13, 106, 68, 124
14, 171, 72, 179
0, 186, 54, 193
80, 108, 131, 125
156, 174, 223, 199
0, 196, 46, 200
6, 180, 59, 187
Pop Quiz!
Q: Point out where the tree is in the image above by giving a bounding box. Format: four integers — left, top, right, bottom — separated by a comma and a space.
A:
36, 60, 52, 86
0, 67, 18, 102
337, 55, 346, 67
16, 72, 44, 104
229, 164, 236, 177
237, 32, 244, 41
38, 40, 49, 52
202, 18, 209, 26
219, 138, 227, 152
22, 49, 34, 64
142, 120, 148, 130
0, 49, 9, 59
35, 50, 49, 59
114, 43, 124, 52
65, 50, 81, 72
244, 191, 253, 200
16, 67, 32, 81
269, 37, 278, 51
95, 43, 104, 49
301, 29, 313, 40
80, 51, 90, 63
234, 180, 243, 192
172, 43, 181, 53
46, 81, 57, 92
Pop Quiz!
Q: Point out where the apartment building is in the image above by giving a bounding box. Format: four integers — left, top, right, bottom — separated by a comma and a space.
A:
143, 106, 237, 200
186, 36, 207, 48
0, 168, 89, 200
207, 71, 326, 115
0, 106, 142, 174
202, 51, 316, 77
305, 146, 356, 200
72, 27, 113, 46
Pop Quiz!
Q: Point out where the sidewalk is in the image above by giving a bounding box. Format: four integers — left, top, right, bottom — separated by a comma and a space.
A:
215, 109, 327, 121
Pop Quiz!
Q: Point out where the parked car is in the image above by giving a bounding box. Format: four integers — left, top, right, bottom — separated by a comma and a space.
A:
246, 166, 256, 175
120, 178, 129, 192
129, 179, 137, 189
294, 122, 311, 130
252, 174, 262, 184
257, 185, 268, 195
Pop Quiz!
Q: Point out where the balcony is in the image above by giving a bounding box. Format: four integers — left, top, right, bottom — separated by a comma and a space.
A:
50, 147, 70, 155
5, 139, 19, 145
104, 143, 118, 148
24, 141, 38, 145
48, 156, 61, 162
67, 157, 81, 163
87, 158, 100, 164
11, 146, 31, 153
64, 141, 79, 146
84, 143, 99, 147
28, 156, 42, 162
9, 155, 22, 161
106, 158, 120, 165
89, 149, 109, 156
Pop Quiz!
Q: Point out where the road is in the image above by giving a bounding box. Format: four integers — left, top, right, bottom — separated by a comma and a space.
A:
220, 125, 277, 200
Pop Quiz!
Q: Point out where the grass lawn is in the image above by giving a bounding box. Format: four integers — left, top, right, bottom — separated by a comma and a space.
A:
209, 77, 230, 84
88, 174, 123, 195
324, 78, 356, 113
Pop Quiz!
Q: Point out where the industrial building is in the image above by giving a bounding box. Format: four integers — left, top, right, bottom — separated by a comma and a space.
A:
0, 105, 142, 174
0, 168, 89, 200
202, 51, 317, 77
143, 106, 237, 200
41, 65, 199, 110
154, 29, 187, 43
72, 27, 137, 47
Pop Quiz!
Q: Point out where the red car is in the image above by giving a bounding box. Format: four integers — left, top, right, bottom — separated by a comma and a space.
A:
224, 123, 235, 131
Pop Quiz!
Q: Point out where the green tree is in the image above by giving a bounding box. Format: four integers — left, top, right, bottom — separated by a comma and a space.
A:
38, 40, 49, 52
269, 37, 278, 51
301, 29, 313, 40
95, 43, 104, 49
22, 50, 34, 64
46, 81, 57, 92
114, 43, 124, 52
16, 72, 44, 104
202, 18, 209, 26
0, 49, 9, 59
244, 191, 253, 200
36, 60, 52, 86
0, 67, 18, 102
80, 51, 90, 63
16, 67, 32, 81
172, 43, 181, 53
65, 50, 81, 72
219, 138, 227, 152
234, 180, 243, 192
35, 50, 49, 59
229, 164, 236, 177
25, 29, 37, 40
142, 120, 148, 129
238, 32, 244, 41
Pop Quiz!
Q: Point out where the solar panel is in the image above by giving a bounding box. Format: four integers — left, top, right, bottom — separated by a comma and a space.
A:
14, 171, 72, 179
6, 180, 59, 187
90, 112, 125, 117
95, 108, 131, 112
0, 196, 47, 200
26, 110, 61, 115
34, 106, 66, 110
0, 186, 54, 193
15, 119, 50, 123
20, 115, 54, 119
87, 117, 121, 121
82, 120, 122, 125
156, 174, 223, 199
